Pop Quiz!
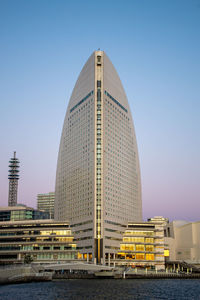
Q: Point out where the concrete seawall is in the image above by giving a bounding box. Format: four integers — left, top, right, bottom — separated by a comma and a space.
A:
0, 266, 52, 284
1, 264, 200, 284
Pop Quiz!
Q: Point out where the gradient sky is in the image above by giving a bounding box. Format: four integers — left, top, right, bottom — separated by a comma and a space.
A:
0, 0, 199, 222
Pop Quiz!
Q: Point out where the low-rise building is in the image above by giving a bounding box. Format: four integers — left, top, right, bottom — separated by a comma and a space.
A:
106, 217, 167, 270
0, 219, 77, 264
165, 220, 200, 265
0, 215, 169, 268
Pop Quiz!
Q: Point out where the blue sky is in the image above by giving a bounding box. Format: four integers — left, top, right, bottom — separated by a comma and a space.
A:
0, 0, 199, 221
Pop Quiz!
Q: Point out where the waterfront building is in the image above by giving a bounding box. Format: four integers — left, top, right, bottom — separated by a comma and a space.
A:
165, 220, 200, 265
110, 217, 166, 270
37, 192, 55, 219
0, 205, 49, 222
55, 51, 142, 264
0, 220, 77, 264
8, 151, 20, 206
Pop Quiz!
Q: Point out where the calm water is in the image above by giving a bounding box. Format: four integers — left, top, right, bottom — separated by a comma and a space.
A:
0, 279, 200, 300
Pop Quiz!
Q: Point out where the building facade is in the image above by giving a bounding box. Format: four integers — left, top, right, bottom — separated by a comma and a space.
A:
0, 205, 50, 222
55, 51, 142, 263
165, 220, 200, 264
8, 151, 20, 206
106, 217, 166, 270
0, 220, 77, 264
37, 192, 55, 219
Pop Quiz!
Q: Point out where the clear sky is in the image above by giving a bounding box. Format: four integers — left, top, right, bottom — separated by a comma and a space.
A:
0, 0, 199, 221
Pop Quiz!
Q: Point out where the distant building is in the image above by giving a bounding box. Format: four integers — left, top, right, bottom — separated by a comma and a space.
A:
165, 220, 200, 264
0, 205, 49, 222
37, 192, 55, 219
8, 151, 20, 206
0, 220, 77, 264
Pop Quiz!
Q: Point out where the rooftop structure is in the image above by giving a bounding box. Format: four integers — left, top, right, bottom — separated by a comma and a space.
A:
0, 205, 50, 222
8, 151, 20, 206
148, 216, 169, 226
55, 51, 142, 264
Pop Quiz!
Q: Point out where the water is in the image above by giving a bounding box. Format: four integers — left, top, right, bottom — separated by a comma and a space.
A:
0, 279, 200, 300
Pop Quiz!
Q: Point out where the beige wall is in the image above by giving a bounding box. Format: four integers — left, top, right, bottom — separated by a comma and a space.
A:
165, 221, 200, 263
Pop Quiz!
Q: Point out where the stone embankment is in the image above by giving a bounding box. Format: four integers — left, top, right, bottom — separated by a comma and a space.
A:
53, 272, 200, 280
53, 269, 200, 280
116, 273, 200, 279
1, 265, 200, 284
0, 265, 52, 284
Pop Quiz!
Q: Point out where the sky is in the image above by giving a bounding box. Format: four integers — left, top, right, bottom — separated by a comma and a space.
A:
0, 0, 199, 222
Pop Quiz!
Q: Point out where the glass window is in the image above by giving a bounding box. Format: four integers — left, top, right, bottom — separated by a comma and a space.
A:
146, 245, 154, 252
146, 254, 154, 260
136, 244, 144, 251
136, 253, 145, 260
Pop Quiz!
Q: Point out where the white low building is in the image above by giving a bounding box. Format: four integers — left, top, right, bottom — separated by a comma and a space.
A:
165, 220, 200, 265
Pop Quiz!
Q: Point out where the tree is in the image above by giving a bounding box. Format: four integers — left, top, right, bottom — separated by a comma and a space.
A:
24, 254, 33, 264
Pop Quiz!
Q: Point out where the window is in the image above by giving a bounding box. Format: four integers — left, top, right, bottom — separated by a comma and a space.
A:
54, 246, 60, 250
146, 254, 154, 260
97, 56, 101, 64
136, 244, 144, 251
136, 253, 145, 260
145, 238, 154, 243
146, 245, 154, 252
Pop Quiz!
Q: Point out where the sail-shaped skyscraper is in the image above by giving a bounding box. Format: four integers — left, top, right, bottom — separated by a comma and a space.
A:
55, 51, 142, 264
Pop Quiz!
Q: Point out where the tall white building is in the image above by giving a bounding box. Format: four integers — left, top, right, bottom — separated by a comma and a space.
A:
55, 51, 142, 263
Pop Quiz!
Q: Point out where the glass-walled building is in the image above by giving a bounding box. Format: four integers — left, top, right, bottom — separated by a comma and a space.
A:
0, 205, 49, 222
0, 220, 77, 264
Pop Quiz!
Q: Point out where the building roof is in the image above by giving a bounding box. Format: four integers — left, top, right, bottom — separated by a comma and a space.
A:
0, 205, 35, 211
0, 219, 69, 226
